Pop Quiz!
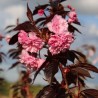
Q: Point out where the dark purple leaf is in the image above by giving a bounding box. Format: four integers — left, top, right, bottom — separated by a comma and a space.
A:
78, 77, 85, 87
71, 50, 86, 60
0, 52, 6, 63
33, 58, 50, 83
44, 59, 59, 84
21, 88, 27, 98
5, 25, 16, 30
68, 24, 81, 34
13, 21, 37, 32
9, 62, 20, 70
36, 83, 67, 98
81, 89, 98, 98
72, 67, 92, 78
79, 63, 98, 73
35, 17, 46, 25
27, 3, 33, 22
9, 33, 18, 45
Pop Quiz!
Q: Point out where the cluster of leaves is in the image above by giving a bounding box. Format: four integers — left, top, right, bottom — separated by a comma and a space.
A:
6, 0, 98, 98
0, 36, 6, 85
11, 70, 33, 98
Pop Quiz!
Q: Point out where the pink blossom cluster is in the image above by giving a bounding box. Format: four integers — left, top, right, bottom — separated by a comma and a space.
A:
18, 30, 44, 53
47, 15, 68, 35
18, 30, 44, 70
67, 5, 78, 23
47, 14, 74, 55
19, 50, 44, 69
48, 33, 74, 55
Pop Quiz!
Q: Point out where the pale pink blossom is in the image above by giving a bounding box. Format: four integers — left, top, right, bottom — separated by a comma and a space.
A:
48, 32, 74, 55
47, 15, 68, 34
68, 10, 78, 23
19, 50, 45, 69
24, 32, 44, 53
38, 9, 44, 16
18, 30, 30, 44
18, 30, 44, 53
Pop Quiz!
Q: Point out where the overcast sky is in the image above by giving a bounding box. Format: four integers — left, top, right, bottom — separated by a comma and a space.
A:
0, 0, 98, 86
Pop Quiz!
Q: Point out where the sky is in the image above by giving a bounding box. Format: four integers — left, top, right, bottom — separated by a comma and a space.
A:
0, 0, 98, 87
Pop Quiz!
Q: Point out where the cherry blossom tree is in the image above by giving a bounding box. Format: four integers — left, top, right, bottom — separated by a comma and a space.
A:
5, 0, 98, 98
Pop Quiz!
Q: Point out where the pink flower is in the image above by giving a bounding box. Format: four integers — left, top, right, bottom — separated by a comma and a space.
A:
48, 32, 74, 55
47, 15, 68, 34
68, 10, 78, 23
38, 9, 44, 16
19, 50, 45, 69
18, 30, 30, 44
24, 32, 44, 53
18, 30, 44, 53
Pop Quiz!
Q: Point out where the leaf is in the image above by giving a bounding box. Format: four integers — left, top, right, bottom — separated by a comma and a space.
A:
13, 21, 38, 33
36, 85, 57, 98
78, 77, 85, 87
55, 10, 69, 16
8, 49, 17, 53
72, 67, 92, 78
60, 0, 67, 2
5, 25, 16, 30
21, 88, 27, 98
9, 33, 18, 45
27, 3, 33, 22
72, 50, 86, 58
44, 59, 59, 84
33, 58, 50, 83
36, 83, 67, 98
35, 17, 46, 25
71, 50, 86, 62
81, 89, 98, 98
79, 63, 98, 73
69, 62, 98, 75
73, 21, 81, 25
67, 50, 76, 63
0, 68, 3, 71
9, 62, 20, 70
0, 52, 6, 63
68, 24, 81, 34
66, 71, 77, 85
8, 48, 21, 59
43, 14, 55, 26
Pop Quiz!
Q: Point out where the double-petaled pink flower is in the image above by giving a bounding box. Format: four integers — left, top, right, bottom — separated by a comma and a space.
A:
18, 30, 44, 53
47, 15, 68, 35
19, 50, 45, 69
67, 5, 78, 23
48, 32, 74, 55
